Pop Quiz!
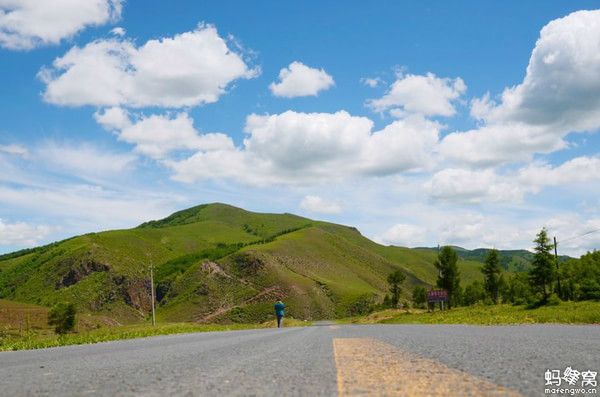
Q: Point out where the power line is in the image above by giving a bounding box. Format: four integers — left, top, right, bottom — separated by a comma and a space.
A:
558, 228, 600, 244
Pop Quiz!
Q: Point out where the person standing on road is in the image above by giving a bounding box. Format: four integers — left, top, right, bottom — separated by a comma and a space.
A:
274, 300, 285, 328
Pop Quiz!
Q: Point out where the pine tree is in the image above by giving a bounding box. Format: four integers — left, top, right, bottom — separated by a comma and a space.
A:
482, 249, 501, 303
498, 274, 510, 303
48, 302, 76, 334
529, 228, 556, 302
387, 270, 406, 308
412, 285, 427, 308
435, 246, 460, 308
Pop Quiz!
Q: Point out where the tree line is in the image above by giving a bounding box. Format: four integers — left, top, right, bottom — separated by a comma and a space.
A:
383, 228, 600, 309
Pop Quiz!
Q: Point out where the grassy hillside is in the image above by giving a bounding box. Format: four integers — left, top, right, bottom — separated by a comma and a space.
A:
0, 203, 488, 324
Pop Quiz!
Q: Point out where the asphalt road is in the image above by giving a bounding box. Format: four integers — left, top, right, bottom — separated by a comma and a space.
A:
1, 324, 598, 396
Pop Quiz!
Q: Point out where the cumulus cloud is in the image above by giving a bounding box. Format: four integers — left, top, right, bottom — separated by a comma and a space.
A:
425, 168, 525, 204
473, 10, 600, 131
0, 219, 51, 247
94, 106, 131, 130
518, 156, 600, 190
0, 0, 122, 50
110, 26, 125, 36
269, 61, 334, 98
375, 223, 427, 247
423, 156, 600, 205
299, 195, 341, 214
96, 109, 233, 159
167, 111, 441, 185
440, 122, 564, 166
442, 10, 600, 166
367, 73, 466, 117
39, 24, 258, 108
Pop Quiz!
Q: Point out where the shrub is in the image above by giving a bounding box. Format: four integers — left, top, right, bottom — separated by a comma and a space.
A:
546, 293, 561, 306
48, 302, 76, 334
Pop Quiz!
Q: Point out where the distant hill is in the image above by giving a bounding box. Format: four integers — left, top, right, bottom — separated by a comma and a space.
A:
414, 247, 572, 273
0, 203, 489, 324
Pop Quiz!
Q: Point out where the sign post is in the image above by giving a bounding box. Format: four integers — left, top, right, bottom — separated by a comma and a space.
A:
427, 289, 449, 311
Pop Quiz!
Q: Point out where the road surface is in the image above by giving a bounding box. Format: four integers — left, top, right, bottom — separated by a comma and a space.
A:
1, 323, 598, 396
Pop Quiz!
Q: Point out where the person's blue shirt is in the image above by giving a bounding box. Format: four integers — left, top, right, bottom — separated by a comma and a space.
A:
274, 301, 285, 317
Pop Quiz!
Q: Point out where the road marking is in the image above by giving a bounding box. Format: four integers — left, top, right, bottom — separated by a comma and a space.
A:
333, 338, 520, 396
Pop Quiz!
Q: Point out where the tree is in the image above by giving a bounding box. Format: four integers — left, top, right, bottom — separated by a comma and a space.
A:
463, 281, 486, 306
498, 274, 510, 303
48, 302, 76, 334
508, 273, 534, 305
529, 228, 556, 302
387, 270, 406, 308
435, 246, 461, 308
559, 251, 600, 301
482, 249, 501, 303
412, 286, 427, 308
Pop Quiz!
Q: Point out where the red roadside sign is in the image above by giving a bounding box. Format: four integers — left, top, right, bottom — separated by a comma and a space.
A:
427, 289, 448, 303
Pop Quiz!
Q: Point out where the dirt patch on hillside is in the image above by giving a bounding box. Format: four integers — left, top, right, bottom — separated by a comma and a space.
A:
55, 256, 110, 289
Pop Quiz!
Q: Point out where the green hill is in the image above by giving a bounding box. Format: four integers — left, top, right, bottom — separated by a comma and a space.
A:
414, 246, 572, 273
0, 203, 488, 324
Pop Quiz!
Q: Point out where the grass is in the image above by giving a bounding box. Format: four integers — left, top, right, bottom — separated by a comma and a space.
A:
339, 301, 600, 325
0, 202, 527, 325
0, 317, 311, 352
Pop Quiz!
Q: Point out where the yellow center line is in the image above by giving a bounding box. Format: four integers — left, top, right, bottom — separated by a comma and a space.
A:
333, 338, 521, 396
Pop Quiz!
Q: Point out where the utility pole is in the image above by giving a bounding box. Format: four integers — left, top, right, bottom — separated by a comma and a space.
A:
150, 263, 156, 327
554, 236, 561, 298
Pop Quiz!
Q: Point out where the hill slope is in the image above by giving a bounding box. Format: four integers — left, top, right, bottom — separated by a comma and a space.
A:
0, 203, 486, 323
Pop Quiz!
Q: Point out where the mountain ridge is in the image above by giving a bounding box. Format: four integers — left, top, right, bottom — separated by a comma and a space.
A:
0, 203, 504, 323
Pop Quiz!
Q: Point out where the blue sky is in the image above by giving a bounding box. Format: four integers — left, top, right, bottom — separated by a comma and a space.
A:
1, 1, 600, 256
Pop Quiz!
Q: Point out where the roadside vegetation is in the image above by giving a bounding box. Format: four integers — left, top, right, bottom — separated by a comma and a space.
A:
359, 227, 600, 324
0, 205, 598, 350
340, 301, 600, 325
0, 301, 311, 351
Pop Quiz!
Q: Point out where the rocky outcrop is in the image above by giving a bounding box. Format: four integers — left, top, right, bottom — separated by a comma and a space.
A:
55, 256, 110, 289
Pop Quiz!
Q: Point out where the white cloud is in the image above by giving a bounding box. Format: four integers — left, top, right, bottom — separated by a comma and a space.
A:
440, 122, 564, 166
518, 156, 600, 190
361, 77, 382, 88
423, 156, 600, 205
544, 215, 600, 255
94, 106, 131, 130
0, 139, 181, 247
0, 0, 122, 50
442, 10, 600, 166
0, 144, 28, 156
0, 219, 51, 247
168, 111, 441, 185
299, 195, 341, 214
473, 10, 600, 132
37, 141, 136, 180
0, 183, 178, 235
367, 72, 466, 117
375, 223, 427, 247
39, 24, 258, 108
425, 168, 525, 204
97, 110, 234, 159
110, 26, 125, 36
269, 61, 334, 98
